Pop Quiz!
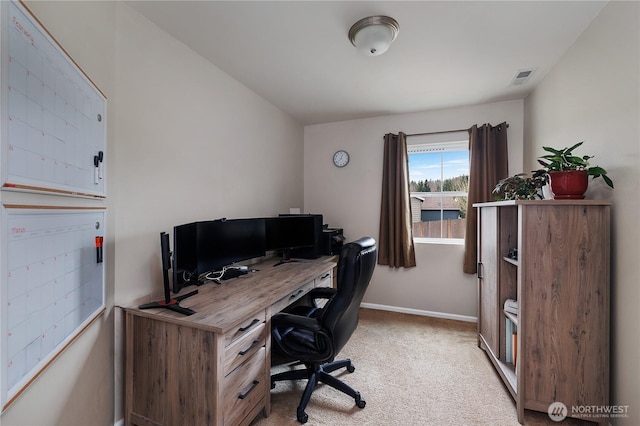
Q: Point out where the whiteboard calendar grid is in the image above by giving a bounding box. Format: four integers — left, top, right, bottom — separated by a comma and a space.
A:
1, 0, 107, 198
1, 206, 106, 410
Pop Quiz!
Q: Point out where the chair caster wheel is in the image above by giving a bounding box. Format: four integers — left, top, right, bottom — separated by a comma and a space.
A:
347, 363, 355, 373
296, 408, 308, 423
355, 393, 366, 408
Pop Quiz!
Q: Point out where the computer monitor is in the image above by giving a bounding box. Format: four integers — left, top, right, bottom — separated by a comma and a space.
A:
265, 215, 316, 265
197, 218, 266, 273
173, 222, 198, 292
279, 214, 323, 259
173, 218, 266, 292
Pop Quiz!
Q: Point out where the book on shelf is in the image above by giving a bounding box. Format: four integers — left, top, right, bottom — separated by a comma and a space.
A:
512, 331, 517, 367
505, 316, 518, 365
506, 317, 513, 363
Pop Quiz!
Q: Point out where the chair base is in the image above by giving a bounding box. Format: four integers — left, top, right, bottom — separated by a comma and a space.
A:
271, 358, 366, 423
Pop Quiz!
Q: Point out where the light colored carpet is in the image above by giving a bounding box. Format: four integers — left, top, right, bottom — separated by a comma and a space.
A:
251, 308, 595, 426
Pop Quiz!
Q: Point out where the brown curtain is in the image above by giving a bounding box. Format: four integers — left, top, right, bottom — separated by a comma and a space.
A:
463, 123, 509, 274
378, 132, 417, 268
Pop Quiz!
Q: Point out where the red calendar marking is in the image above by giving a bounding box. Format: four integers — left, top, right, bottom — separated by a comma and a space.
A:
12, 15, 35, 45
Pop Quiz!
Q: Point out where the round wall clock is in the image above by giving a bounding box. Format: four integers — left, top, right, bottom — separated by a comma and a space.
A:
333, 150, 350, 167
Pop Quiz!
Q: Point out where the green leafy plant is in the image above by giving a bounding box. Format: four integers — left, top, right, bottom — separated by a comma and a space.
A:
537, 141, 614, 188
493, 170, 547, 201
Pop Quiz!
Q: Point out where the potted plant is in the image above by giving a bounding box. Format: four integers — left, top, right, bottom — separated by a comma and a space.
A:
537, 141, 614, 199
493, 171, 547, 201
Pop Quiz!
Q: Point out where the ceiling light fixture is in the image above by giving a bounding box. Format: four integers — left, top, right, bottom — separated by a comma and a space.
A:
348, 16, 399, 57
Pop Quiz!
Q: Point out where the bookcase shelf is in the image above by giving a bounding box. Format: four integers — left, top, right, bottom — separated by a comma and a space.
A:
475, 200, 610, 425
502, 256, 519, 266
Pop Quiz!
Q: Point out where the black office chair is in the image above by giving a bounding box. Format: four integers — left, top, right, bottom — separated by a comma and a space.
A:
270, 237, 377, 423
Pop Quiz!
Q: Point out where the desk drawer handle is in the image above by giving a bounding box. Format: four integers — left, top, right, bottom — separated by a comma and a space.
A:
239, 339, 260, 356
320, 273, 330, 280
238, 380, 260, 400
238, 318, 260, 332
289, 289, 303, 299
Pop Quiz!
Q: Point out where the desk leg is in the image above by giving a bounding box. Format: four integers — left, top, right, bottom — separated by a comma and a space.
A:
214, 334, 225, 425
263, 309, 273, 417
124, 311, 133, 426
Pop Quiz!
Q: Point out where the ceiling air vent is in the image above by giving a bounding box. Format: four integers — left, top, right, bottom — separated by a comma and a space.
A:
511, 69, 535, 86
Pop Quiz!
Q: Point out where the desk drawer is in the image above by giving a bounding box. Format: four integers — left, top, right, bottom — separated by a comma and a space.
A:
271, 280, 315, 314
315, 270, 333, 288
225, 310, 266, 347
224, 346, 266, 426
224, 321, 266, 375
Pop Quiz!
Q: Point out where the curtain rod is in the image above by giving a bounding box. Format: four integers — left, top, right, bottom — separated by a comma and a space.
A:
407, 128, 467, 137
406, 123, 509, 137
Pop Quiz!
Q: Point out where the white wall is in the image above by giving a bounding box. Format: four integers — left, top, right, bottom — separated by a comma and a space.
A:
523, 1, 639, 424
113, 3, 304, 305
304, 100, 524, 320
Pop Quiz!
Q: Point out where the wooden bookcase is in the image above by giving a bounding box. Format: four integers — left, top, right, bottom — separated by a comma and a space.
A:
475, 200, 610, 424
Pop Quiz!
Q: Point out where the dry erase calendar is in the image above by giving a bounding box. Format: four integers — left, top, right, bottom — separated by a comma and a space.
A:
0, 0, 107, 198
0, 206, 106, 410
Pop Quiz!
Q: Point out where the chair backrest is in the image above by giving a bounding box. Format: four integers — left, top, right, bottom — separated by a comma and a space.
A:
319, 237, 377, 355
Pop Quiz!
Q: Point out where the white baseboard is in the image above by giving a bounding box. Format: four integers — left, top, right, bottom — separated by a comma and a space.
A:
360, 303, 477, 323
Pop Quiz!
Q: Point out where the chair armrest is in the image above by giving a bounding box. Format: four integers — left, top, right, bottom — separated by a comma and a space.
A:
307, 287, 336, 300
271, 312, 322, 331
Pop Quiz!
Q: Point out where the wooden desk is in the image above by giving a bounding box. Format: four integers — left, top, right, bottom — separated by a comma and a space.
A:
123, 257, 336, 426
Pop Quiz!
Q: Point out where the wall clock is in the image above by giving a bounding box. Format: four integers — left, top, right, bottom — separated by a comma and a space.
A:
333, 150, 350, 167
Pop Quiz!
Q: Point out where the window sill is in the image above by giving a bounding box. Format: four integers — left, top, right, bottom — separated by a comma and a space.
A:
413, 237, 465, 246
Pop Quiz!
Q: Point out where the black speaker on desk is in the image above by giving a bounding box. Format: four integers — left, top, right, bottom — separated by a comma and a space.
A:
322, 228, 345, 255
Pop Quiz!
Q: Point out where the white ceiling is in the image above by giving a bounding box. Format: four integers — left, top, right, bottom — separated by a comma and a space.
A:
126, 1, 607, 126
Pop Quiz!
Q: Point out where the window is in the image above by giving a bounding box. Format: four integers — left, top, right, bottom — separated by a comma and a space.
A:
407, 133, 469, 243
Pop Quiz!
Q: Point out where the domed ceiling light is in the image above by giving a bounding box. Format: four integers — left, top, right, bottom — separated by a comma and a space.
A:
348, 15, 399, 56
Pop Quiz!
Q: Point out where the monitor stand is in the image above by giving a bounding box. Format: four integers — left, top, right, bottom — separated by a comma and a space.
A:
139, 233, 198, 315
272, 248, 310, 267
138, 290, 198, 315
273, 248, 294, 267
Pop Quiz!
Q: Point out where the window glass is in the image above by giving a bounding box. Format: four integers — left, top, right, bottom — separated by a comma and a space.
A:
408, 137, 469, 243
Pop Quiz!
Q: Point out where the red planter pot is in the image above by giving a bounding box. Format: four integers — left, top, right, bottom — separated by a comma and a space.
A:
549, 170, 588, 199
